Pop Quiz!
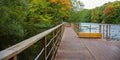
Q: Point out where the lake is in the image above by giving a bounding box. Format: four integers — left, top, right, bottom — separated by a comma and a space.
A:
79, 23, 120, 41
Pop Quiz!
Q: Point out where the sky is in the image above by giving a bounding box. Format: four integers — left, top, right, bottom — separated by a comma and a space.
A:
77, 0, 116, 9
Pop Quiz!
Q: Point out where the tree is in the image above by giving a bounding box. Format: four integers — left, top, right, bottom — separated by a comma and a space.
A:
0, 0, 72, 50
103, 1, 120, 24
0, 0, 72, 59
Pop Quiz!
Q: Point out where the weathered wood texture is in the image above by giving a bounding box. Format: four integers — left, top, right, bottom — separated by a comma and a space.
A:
55, 27, 120, 60
0, 23, 64, 60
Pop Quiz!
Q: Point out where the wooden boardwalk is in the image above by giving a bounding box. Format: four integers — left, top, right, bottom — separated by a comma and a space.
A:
55, 27, 120, 60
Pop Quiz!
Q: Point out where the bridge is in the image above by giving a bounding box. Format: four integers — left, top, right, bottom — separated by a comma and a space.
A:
0, 23, 120, 60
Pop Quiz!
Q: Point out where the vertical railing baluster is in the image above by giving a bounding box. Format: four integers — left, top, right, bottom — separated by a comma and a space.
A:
55, 28, 58, 54
90, 24, 91, 32
57, 27, 60, 47
99, 24, 102, 33
109, 24, 111, 41
76, 24, 77, 33
79, 24, 81, 32
54, 29, 57, 59
106, 25, 109, 41
77, 23, 79, 32
103, 25, 105, 39
59, 26, 62, 44
52, 31, 55, 59
42, 37, 47, 60
59, 26, 62, 47
62, 24, 64, 38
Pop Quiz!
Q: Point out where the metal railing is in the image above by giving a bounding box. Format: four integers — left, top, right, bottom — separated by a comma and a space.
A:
0, 23, 65, 60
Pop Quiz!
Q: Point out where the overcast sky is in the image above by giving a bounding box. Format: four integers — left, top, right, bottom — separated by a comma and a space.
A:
77, 0, 116, 9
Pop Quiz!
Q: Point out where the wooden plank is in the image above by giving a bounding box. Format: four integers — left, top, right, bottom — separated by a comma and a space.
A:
42, 37, 47, 60
55, 27, 95, 60
83, 39, 120, 60
55, 27, 120, 60
0, 23, 63, 60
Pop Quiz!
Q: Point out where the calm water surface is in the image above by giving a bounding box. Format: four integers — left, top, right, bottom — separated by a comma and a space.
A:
80, 23, 120, 41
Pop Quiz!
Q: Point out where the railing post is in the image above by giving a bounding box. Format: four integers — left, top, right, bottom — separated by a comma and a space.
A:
57, 27, 60, 47
74, 24, 76, 32
109, 24, 111, 40
62, 24, 64, 37
76, 24, 77, 33
10, 56, 17, 60
52, 31, 55, 59
106, 25, 109, 41
59, 26, 62, 44
90, 24, 91, 32
77, 23, 79, 32
103, 25, 105, 39
55, 28, 58, 53
79, 24, 81, 32
42, 37, 47, 60
99, 24, 102, 33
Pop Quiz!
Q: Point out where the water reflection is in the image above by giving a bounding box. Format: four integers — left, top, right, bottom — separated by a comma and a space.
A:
79, 23, 120, 41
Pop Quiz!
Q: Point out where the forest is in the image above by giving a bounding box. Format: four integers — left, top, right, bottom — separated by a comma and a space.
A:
0, 0, 72, 59
0, 0, 120, 51
0, 0, 120, 52
69, 1, 120, 24
0, 0, 71, 50
0, 0, 120, 59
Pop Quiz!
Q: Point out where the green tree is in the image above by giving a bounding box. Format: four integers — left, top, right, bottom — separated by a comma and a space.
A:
79, 9, 91, 22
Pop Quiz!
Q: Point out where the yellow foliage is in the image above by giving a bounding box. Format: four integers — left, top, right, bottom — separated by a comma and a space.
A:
61, 7, 66, 11
49, 0, 71, 18
103, 4, 116, 16
49, 0, 57, 3
49, 0, 71, 10
60, 0, 71, 5
66, 5, 71, 10
61, 0, 71, 10
32, 0, 38, 4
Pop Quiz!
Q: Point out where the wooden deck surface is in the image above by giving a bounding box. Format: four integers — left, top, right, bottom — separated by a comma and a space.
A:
55, 27, 120, 60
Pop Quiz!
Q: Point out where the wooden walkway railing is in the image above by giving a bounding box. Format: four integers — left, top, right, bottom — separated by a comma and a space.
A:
72, 23, 79, 35
0, 23, 64, 60
55, 26, 120, 60
72, 23, 114, 40
1, 23, 120, 60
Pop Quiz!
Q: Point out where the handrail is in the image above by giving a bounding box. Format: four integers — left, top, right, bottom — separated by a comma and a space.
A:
0, 23, 64, 60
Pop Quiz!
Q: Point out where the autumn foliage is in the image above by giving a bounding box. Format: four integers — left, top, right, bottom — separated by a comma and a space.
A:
49, 0, 71, 10
49, 0, 71, 20
103, 4, 116, 17
49, 0, 57, 3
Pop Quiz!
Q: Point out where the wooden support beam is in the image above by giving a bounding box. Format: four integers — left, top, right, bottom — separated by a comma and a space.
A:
90, 24, 91, 32
9, 56, 17, 60
106, 25, 109, 41
99, 24, 102, 33
109, 24, 111, 40
42, 36, 47, 60
51, 31, 55, 59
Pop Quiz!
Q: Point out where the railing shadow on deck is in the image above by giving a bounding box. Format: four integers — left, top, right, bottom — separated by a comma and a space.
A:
0, 23, 65, 60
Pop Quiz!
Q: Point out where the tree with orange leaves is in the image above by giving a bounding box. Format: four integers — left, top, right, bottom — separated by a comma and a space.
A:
102, 1, 120, 23
103, 4, 116, 17
48, 0, 72, 21
49, 0, 57, 3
